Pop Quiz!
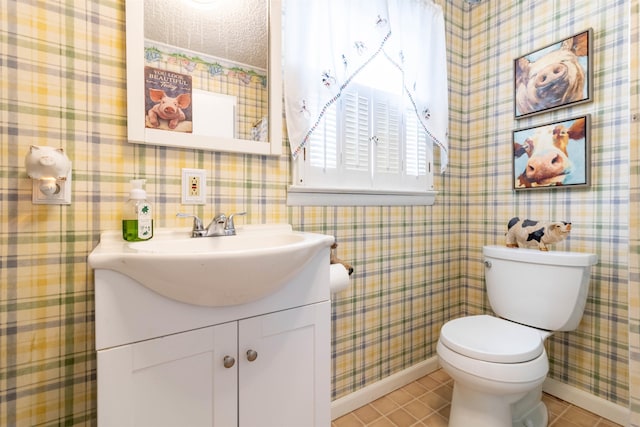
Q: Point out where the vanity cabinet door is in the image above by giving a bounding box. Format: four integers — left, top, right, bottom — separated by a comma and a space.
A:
238, 301, 331, 427
97, 322, 238, 427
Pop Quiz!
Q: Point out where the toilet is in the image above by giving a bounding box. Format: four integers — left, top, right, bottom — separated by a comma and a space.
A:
437, 245, 597, 427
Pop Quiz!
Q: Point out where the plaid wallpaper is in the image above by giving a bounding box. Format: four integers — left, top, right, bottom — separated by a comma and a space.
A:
463, 0, 631, 412
0, 0, 635, 426
629, 0, 639, 424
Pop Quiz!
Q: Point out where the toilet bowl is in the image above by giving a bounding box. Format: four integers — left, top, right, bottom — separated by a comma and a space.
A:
438, 315, 551, 427
437, 246, 597, 427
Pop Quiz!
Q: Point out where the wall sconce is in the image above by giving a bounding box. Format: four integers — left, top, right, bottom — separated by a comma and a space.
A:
24, 145, 72, 205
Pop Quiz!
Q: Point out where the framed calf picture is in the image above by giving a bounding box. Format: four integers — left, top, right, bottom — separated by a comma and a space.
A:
513, 114, 590, 190
514, 29, 593, 119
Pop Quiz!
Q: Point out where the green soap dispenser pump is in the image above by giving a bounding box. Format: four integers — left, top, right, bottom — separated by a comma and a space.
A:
122, 179, 153, 241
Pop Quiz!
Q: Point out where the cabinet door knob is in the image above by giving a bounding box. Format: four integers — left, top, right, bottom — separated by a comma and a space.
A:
246, 349, 258, 362
223, 355, 236, 368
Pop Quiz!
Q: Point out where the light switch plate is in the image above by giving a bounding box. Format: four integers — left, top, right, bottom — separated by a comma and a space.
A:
182, 168, 206, 205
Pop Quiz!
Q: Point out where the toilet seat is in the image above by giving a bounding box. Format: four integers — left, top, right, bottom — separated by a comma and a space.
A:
439, 315, 545, 363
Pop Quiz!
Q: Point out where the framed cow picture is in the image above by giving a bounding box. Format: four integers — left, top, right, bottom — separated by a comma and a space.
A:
512, 114, 591, 190
514, 29, 593, 119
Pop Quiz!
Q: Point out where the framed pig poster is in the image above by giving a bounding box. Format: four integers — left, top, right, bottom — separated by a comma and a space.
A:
513, 114, 590, 190
144, 66, 193, 133
514, 29, 593, 119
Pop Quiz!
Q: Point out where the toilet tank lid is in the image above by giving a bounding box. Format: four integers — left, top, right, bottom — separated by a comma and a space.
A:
439, 315, 545, 363
483, 245, 598, 267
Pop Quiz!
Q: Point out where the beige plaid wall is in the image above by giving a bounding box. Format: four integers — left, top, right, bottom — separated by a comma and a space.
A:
0, 0, 636, 425
463, 0, 631, 412
629, 0, 640, 424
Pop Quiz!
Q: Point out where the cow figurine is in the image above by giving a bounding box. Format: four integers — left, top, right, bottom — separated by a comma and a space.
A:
515, 32, 588, 115
505, 217, 571, 251
146, 88, 191, 129
514, 117, 585, 187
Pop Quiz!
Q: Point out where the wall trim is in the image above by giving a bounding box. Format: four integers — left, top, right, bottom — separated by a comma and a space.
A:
331, 356, 440, 420
331, 358, 630, 425
542, 377, 629, 426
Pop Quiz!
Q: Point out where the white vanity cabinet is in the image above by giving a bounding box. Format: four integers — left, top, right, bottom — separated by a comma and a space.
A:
97, 302, 330, 427
91, 228, 333, 427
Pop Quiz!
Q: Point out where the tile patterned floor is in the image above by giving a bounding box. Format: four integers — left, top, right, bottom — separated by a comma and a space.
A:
331, 369, 622, 427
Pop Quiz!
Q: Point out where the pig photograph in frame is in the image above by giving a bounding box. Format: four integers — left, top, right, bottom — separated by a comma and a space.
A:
513, 114, 591, 190
514, 29, 593, 119
144, 66, 193, 133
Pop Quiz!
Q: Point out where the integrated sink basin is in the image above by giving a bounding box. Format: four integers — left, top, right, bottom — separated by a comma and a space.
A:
127, 230, 307, 253
88, 224, 334, 307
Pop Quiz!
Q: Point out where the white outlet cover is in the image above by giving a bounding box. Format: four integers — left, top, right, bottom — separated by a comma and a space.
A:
181, 168, 207, 205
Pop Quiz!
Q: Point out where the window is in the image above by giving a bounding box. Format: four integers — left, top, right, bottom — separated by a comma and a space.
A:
283, 0, 448, 206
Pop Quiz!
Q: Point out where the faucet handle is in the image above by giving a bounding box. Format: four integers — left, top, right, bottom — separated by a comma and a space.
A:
176, 213, 205, 237
226, 211, 247, 232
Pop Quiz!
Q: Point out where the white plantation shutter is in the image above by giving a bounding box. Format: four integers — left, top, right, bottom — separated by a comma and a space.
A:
343, 90, 370, 174
405, 108, 429, 177
374, 98, 401, 173
304, 102, 344, 188
309, 102, 337, 171
372, 93, 402, 189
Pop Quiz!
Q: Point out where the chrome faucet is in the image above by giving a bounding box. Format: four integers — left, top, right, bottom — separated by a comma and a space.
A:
177, 212, 246, 237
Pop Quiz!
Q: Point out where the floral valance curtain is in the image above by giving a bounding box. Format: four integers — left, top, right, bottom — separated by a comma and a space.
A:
283, 0, 449, 173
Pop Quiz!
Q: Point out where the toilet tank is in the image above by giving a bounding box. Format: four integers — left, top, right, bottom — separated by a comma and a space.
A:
482, 245, 598, 331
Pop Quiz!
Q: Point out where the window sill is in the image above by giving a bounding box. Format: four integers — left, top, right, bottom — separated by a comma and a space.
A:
286, 186, 437, 206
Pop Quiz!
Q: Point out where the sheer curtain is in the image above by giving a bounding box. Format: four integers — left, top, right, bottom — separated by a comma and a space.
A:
283, 0, 449, 173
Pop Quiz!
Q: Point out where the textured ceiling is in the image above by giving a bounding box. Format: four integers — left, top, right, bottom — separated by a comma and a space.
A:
144, 0, 268, 69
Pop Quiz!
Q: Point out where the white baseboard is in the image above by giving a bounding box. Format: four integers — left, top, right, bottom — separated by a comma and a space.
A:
331, 356, 440, 420
330, 358, 630, 425
543, 377, 629, 426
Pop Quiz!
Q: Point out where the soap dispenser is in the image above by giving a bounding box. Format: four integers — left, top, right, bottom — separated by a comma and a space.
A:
122, 179, 153, 241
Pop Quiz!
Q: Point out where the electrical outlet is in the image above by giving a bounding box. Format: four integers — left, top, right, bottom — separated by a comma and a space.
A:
182, 168, 206, 205
189, 175, 200, 197
32, 173, 72, 205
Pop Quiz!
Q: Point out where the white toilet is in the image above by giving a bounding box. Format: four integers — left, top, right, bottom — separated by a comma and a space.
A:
437, 245, 597, 427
